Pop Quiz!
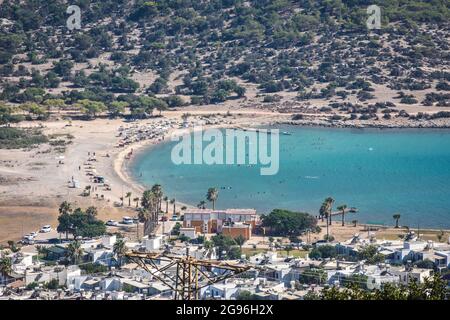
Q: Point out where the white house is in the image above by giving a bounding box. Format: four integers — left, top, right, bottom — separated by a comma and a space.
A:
390, 267, 433, 285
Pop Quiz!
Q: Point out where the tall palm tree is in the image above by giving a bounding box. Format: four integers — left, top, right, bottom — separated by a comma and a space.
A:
59, 201, 73, 215
337, 204, 347, 226
66, 241, 83, 265
141, 190, 159, 234
170, 198, 176, 215
163, 196, 169, 213
0, 256, 12, 284
125, 192, 132, 207
113, 239, 127, 268
320, 197, 334, 241
133, 197, 140, 208
151, 184, 163, 212
393, 214, 401, 228
206, 188, 219, 210
141, 190, 156, 212
325, 197, 334, 226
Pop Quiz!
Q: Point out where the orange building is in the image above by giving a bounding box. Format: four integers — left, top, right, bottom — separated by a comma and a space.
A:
221, 222, 252, 240
183, 209, 259, 238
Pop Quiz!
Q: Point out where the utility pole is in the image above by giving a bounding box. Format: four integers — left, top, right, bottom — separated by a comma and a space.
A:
126, 251, 250, 300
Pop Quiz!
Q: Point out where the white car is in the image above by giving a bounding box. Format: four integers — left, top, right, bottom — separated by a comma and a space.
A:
40, 225, 52, 233
29, 232, 38, 237
106, 220, 119, 226
23, 234, 35, 244
122, 217, 134, 225
23, 234, 34, 240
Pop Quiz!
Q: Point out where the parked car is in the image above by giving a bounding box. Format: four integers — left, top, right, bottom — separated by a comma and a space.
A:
122, 216, 134, 225
106, 220, 119, 226
22, 234, 35, 245
29, 232, 38, 238
160, 216, 168, 222
22, 237, 35, 245
40, 225, 52, 233
171, 215, 178, 221
23, 234, 34, 240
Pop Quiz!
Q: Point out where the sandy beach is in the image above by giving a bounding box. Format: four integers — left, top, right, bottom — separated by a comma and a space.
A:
1, 106, 450, 244
0, 107, 284, 243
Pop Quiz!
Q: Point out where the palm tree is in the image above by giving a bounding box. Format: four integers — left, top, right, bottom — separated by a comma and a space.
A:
36, 245, 47, 262
437, 230, 444, 242
325, 197, 334, 226
393, 214, 401, 228
141, 190, 155, 211
151, 184, 163, 212
125, 192, 132, 207
320, 197, 334, 241
66, 241, 83, 265
170, 198, 176, 216
133, 197, 140, 208
197, 201, 206, 209
337, 204, 347, 227
113, 239, 127, 268
206, 188, 219, 210
203, 240, 214, 258
0, 256, 12, 284
59, 201, 73, 215
86, 206, 98, 217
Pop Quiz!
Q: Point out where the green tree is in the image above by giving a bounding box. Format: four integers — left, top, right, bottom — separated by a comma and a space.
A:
337, 204, 347, 226
113, 239, 127, 268
108, 101, 128, 118
393, 214, 401, 228
0, 256, 12, 282
320, 197, 334, 241
77, 99, 106, 118
151, 184, 163, 212
261, 209, 317, 236
125, 192, 132, 207
66, 241, 83, 265
234, 235, 246, 251
170, 198, 176, 215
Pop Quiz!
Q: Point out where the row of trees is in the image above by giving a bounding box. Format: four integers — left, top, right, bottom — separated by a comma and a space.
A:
320, 273, 447, 300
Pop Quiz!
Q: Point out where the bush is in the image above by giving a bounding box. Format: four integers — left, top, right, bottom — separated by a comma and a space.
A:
0, 127, 48, 149
309, 245, 337, 260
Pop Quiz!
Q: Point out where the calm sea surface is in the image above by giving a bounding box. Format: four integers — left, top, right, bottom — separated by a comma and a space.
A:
130, 126, 450, 228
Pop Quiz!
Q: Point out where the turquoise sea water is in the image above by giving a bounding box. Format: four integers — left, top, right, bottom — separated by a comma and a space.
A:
130, 126, 450, 228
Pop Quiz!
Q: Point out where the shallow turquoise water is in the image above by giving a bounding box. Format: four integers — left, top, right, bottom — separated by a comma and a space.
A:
130, 126, 450, 228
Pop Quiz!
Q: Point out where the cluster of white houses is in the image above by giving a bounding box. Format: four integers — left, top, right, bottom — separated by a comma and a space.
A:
1, 231, 450, 300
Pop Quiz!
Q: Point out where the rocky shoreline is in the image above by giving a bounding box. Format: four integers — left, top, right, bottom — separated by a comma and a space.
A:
278, 118, 450, 129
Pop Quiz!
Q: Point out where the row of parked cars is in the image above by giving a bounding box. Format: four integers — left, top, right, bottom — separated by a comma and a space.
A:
105, 216, 137, 227
22, 225, 52, 244
105, 215, 177, 227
